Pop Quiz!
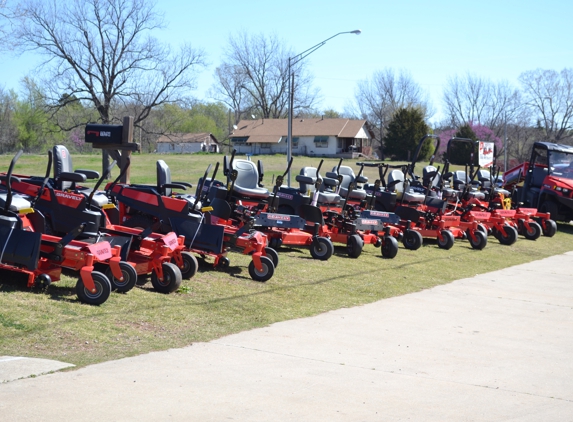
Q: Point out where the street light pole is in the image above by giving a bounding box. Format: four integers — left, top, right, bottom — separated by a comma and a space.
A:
286, 29, 361, 187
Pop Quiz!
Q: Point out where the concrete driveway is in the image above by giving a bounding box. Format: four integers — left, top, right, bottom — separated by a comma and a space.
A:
1, 252, 572, 421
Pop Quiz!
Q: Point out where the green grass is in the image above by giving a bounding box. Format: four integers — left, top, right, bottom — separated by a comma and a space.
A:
0, 152, 572, 367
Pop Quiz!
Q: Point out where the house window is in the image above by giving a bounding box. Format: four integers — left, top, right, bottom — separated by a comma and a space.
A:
281, 136, 299, 147
314, 136, 328, 148
261, 143, 272, 148
232, 137, 248, 144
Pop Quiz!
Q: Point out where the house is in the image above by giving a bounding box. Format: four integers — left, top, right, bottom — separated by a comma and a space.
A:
229, 118, 374, 157
156, 132, 220, 153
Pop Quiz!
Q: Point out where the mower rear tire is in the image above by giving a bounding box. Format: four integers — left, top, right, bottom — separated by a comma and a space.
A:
522, 221, 542, 240
381, 236, 399, 258
468, 230, 487, 250
173, 251, 199, 279
264, 247, 279, 268
437, 230, 455, 250
346, 234, 364, 258
310, 237, 334, 261
542, 219, 557, 237
403, 230, 423, 250
151, 262, 182, 294
496, 225, 518, 245
76, 271, 112, 305
248, 256, 275, 282
539, 200, 559, 221
105, 261, 138, 293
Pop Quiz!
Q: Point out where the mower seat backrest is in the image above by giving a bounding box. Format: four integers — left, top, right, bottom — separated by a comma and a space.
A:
476, 169, 492, 188
157, 160, 172, 197
387, 169, 425, 203
422, 165, 440, 189
53, 145, 74, 190
452, 171, 468, 190
297, 167, 340, 205
231, 159, 269, 199
333, 166, 368, 200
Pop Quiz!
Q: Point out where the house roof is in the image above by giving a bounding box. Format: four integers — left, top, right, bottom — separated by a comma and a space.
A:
230, 118, 372, 144
156, 132, 219, 144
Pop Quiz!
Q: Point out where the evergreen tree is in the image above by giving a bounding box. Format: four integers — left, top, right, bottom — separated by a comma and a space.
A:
383, 107, 430, 161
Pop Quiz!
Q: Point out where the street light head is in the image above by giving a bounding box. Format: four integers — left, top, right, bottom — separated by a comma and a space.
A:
351, 29, 362, 35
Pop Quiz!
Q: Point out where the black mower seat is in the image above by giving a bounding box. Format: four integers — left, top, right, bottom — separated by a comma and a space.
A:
230, 159, 270, 200
329, 165, 368, 200
297, 167, 341, 205
387, 170, 425, 203
422, 165, 441, 189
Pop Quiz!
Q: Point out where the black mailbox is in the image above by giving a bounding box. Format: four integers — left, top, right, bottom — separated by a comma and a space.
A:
85, 124, 123, 144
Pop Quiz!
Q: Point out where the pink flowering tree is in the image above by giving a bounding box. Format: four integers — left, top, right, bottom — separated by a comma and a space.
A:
436, 122, 502, 162
70, 128, 85, 153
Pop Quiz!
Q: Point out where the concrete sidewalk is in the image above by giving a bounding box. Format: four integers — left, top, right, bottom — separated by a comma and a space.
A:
1, 252, 572, 421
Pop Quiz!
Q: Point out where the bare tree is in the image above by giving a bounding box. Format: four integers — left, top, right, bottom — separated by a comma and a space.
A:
5, 0, 206, 128
354, 68, 431, 158
442, 73, 521, 131
518, 68, 573, 143
0, 86, 18, 153
211, 31, 318, 121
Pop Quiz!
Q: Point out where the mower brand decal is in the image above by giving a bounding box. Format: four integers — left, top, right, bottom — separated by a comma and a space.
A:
471, 211, 491, 219
370, 211, 390, 218
87, 242, 112, 260
442, 216, 460, 222
360, 219, 379, 226
55, 191, 83, 202
277, 192, 293, 200
267, 213, 291, 221
497, 210, 516, 217
162, 232, 178, 251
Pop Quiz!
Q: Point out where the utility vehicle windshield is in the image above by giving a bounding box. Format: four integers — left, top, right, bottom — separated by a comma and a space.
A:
549, 150, 573, 177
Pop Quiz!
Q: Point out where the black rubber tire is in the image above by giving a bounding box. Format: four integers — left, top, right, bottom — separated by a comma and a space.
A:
105, 261, 138, 293
264, 247, 280, 268
496, 225, 518, 245
346, 234, 364, 258
268, 237, 281, 250
76, 271, 112, 305
123, 215, 155, 230
172, 251, 199, 279
403, 229, 423, 250
437, 230, 455, 250
468, 230, 487, 250
248, 255, 275, 282
477, 223, 489, 236
151, 262, 182, 294
539, 200, 559, 221
217, 257, 230, 269
542, 219, 557, 237
381, 236, 399, 258
523, 221, 542, 240
309, 236, 334, 261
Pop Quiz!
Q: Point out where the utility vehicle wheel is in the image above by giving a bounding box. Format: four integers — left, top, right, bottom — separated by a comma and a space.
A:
539, 200, 559, 221
403, 229, 423, 250
105, 261, 138, 293
437, 230, 455, 250
496, 225, 518, 245
346, 234, 364, 258
248, 256, 275, 282
381, 236, 399, 258
76, 271, 112, 305
468, 230, 487, 250
264, 247, 280, 268
172, 251, 199, 279
123, 215, 155, 231
542, 219, 557, 237
523, 221, 542, 240
309, 236, 334, 261
151, 262, 182, 294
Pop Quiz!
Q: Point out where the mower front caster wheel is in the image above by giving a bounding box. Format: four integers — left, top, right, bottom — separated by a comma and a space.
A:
494, 225, 518, 246
172, 251, 199, 279
438, 230, 455, 250
248, 256, 275, 282
467, 230, 487, 250
381, 236, 399, 258
403, 230, 423, 250
105, 261, 138, 293
346, 234, 364, 258
542, 219, 557, 237
264, 247, 279, 268
76, 271, 112, 305
151, 262, 182, 294
310, 237, 334, 261
521, 221, 542, 240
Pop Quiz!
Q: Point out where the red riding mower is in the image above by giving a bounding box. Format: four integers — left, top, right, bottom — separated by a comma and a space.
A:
9, 146, 186, 293
107, 158, 277, 282
0, 151, 122, 305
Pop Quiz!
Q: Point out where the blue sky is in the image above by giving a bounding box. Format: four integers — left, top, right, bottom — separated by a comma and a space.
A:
1, 0, 572, 122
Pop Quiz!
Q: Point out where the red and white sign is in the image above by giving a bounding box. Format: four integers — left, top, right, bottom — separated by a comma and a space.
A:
479, 141, 494, 168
